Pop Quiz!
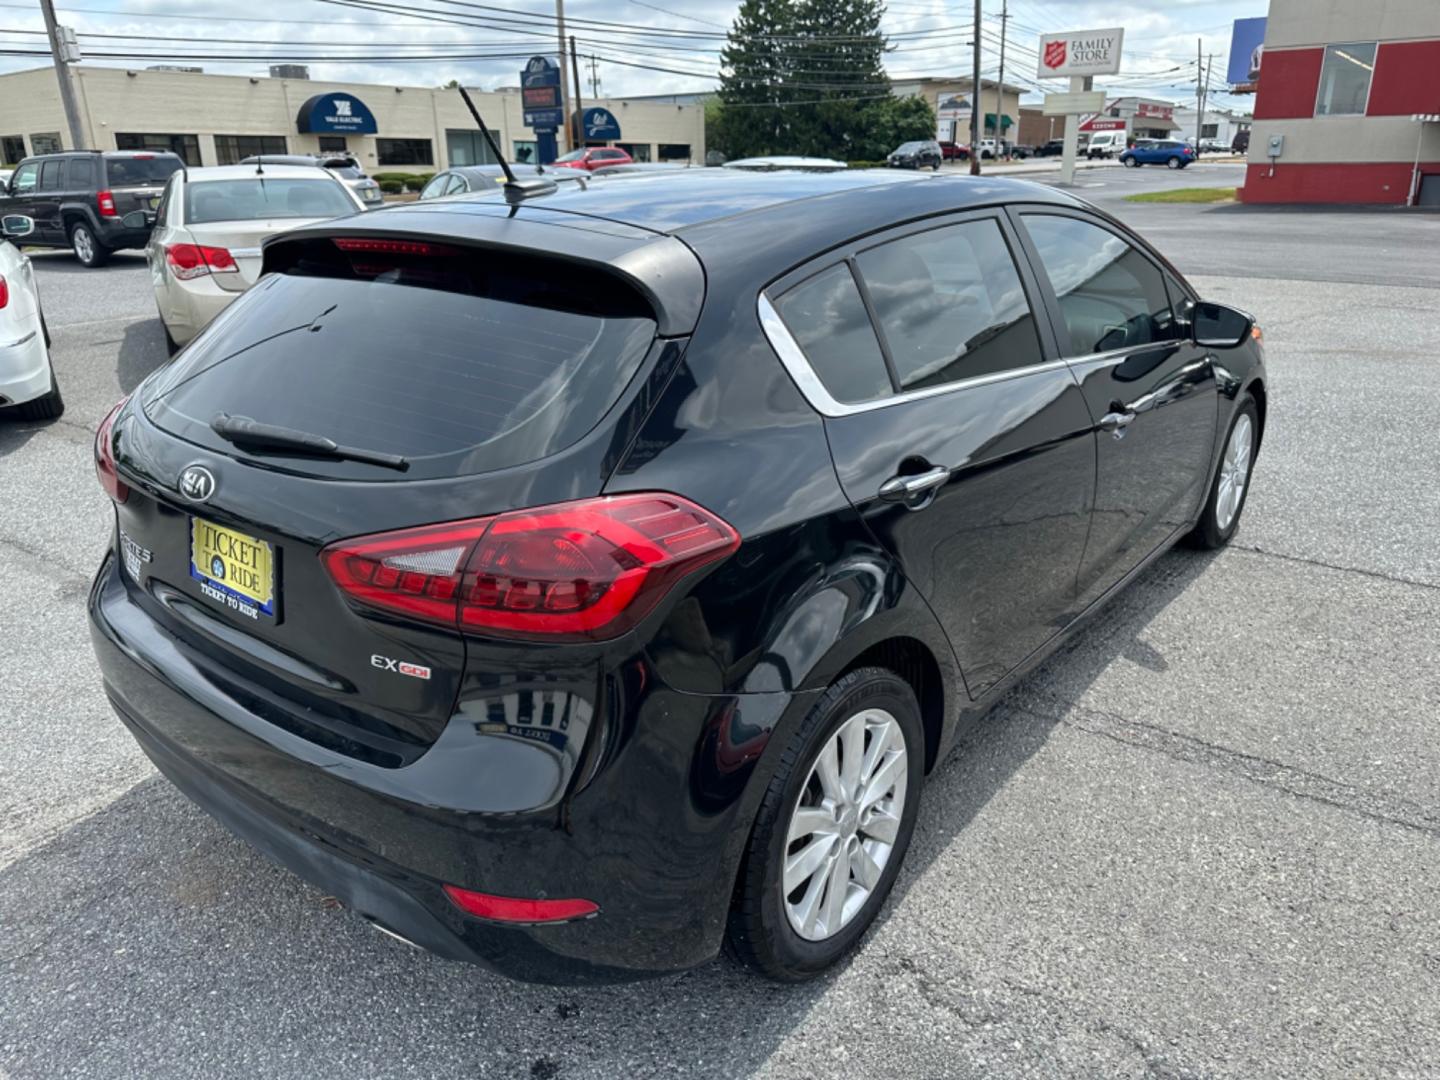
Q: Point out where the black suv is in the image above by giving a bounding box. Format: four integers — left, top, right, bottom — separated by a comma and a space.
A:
887, 140, 943, 170
0, 150, 182, 267
88, 170, 1267, 984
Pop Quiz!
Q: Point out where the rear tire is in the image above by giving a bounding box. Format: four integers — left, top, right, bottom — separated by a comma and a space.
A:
14, 369, 64, 421
1188, 396, 1258, 549
727, 667, 924, 981
70, 222, 110, 268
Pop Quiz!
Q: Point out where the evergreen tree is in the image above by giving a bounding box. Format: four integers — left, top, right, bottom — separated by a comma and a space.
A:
715, 0, 798, 158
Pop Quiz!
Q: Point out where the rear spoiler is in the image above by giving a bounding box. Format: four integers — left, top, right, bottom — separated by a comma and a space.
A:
261, 207, 705, 337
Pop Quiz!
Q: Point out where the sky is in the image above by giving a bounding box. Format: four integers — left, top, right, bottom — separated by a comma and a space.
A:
0, 0, 1264, 110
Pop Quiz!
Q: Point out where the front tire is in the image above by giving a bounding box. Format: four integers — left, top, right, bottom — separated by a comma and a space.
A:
727, 667, 924, 981
70, 222, 110, 268
1189, 396, 1258, 549
1166, 156, 1183, 170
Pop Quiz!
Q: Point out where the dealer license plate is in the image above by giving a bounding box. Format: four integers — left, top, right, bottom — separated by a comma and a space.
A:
190, 516, 275, 619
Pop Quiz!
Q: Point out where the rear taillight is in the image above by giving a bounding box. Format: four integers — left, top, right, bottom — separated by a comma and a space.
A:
442, 885, 597, 923
332, 237, 457, 257
95, 396, 130, 504
320, 493, 740, 641
165, 243, 238, 280
97, 189, 117, 217
0, 274, 8, 310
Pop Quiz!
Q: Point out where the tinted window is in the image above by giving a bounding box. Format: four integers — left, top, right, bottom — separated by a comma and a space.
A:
106, 155, 183, 186
773, 263, 892, 405
856, 218, 1043, 389
65, 158, 93, 188
39, 160, 62, 191
1022, 214, 1181, 356
183, 179, 356, 224
10, 162, 36, 194
141, 250, 657, 480
154, 174, 177, 227
376, 138, 433, 166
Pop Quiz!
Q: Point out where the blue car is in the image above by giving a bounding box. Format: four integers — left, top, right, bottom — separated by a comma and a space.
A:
1120, 139, 1196, 169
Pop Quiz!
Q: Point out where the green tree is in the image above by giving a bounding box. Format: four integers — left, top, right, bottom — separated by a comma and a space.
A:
714, 0, 798, 158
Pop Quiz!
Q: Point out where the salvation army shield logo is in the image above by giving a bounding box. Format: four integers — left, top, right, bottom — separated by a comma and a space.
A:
1043, 40, 1067, 70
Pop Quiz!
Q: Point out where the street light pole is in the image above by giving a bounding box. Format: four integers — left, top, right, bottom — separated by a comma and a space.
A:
38, 0, 86, 150
970, 0, 982, 175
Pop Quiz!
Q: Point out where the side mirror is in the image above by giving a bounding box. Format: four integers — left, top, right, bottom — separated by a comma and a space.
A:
1192, 301, 1255, 349
0, 179, 8, 197
1, 214, 35, 239
121, 209, 156, 229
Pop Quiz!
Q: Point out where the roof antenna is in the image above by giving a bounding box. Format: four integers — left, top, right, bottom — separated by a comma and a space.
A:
255, 155, 264, 176
456, 85, 555, 205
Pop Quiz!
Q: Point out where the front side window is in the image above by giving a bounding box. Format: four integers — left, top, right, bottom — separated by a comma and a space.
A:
1021, 214, 1182, 356
10, 162, 37, 194
214, 134, 288, 165
377, 138, 433, 166
1315, 42, 1377, 116
856, 218, 1043, 389
773, 263, 892, 405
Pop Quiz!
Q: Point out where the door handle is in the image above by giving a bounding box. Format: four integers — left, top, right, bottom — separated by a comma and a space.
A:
878, 466, 950, 503
1098, 409, 1135, 433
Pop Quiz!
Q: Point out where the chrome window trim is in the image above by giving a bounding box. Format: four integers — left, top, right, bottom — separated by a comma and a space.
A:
758, 292, 1071, 419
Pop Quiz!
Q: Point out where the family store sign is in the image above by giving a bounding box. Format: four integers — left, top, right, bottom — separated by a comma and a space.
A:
1035, 28, 1125, 79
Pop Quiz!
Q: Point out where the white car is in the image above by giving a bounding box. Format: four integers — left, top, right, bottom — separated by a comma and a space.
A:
138, 164, 365, 352
0, 213, 62, 420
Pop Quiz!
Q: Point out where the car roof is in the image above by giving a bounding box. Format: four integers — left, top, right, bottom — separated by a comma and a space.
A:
179, 164, 347, 182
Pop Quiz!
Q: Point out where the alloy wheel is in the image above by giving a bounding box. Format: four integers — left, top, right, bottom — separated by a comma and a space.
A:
782, 707, 908, 942
1215, 413, 1253, 531
73, 227, 94, 263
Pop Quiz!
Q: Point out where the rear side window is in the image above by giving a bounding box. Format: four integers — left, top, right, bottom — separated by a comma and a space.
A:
106, 155, 182, 186
39, 160, 62, 191
1021, 214, 1181, 356
65, 158, 92, 188
856, 218, 1043, 389
141, 243, 658, 480
184, 179, 356, 224
772, 263, 891, 405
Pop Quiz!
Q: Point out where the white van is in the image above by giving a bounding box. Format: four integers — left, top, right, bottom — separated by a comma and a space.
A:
1086, 131, 1126, 159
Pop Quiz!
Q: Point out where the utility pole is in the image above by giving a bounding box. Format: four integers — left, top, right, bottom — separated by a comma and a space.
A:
555, 0, 571, 152
1196, 38, 1204, 147
995, 0, 1009, 158
1199, 53, 1213, 150
569, 35, 585, 148
38, 0, 86, 150
969, 0, 982, 175
588, 54, 601, 99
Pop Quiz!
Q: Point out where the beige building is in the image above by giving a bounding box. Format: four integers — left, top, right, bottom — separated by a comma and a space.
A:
889, 77, 1026, 144
0, 65, 705, 170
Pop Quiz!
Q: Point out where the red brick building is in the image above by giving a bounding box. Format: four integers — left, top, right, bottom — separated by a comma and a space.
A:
1242, 0, 1440, 205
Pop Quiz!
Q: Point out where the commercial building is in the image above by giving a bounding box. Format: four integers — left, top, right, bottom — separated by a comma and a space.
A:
1240, 0, 1440, 205
0, 65, 706, 171
1078, 97, 1181, 146
1173, 106, 1251, 148
1017, 107, 1066, 149
888, 77, 1025, 144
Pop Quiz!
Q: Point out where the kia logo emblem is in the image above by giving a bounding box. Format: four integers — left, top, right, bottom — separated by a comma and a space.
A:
178, 465, 215, 503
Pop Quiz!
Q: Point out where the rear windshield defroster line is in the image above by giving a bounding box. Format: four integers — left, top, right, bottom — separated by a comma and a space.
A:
142, 259, 658, 481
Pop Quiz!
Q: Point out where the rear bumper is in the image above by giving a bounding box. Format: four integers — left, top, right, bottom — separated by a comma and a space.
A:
0, 329, 50, 405
95, 223, 153, 251
162, 276, 239, 345
88, 551, 813, 983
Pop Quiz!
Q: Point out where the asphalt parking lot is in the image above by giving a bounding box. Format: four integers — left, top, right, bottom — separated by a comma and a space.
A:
3, 167, 1440, 1079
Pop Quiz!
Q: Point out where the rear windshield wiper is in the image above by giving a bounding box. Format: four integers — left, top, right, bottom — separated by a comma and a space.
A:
211, 413, 409, 471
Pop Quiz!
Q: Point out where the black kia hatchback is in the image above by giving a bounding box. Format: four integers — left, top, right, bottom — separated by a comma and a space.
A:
89, 169, 1267, 984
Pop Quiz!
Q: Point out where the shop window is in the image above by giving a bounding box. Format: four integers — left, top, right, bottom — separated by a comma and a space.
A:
617, 142, 651, 162
30, 132, 62, 155
444, 130, 494, 166
379, 138, 435, 166
1315, 42, 1377, 116
318, 136, 348, 153
1200, 123, 1219, 139
214, 134, 287, 165
1, 135, 24, 164
116, 132, 202, 166
657, 143, 691, 163
512, 140, 537, 164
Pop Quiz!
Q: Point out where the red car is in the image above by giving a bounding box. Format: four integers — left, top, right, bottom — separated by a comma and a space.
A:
939, 141, 969, 161
550, 146, 633, 172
